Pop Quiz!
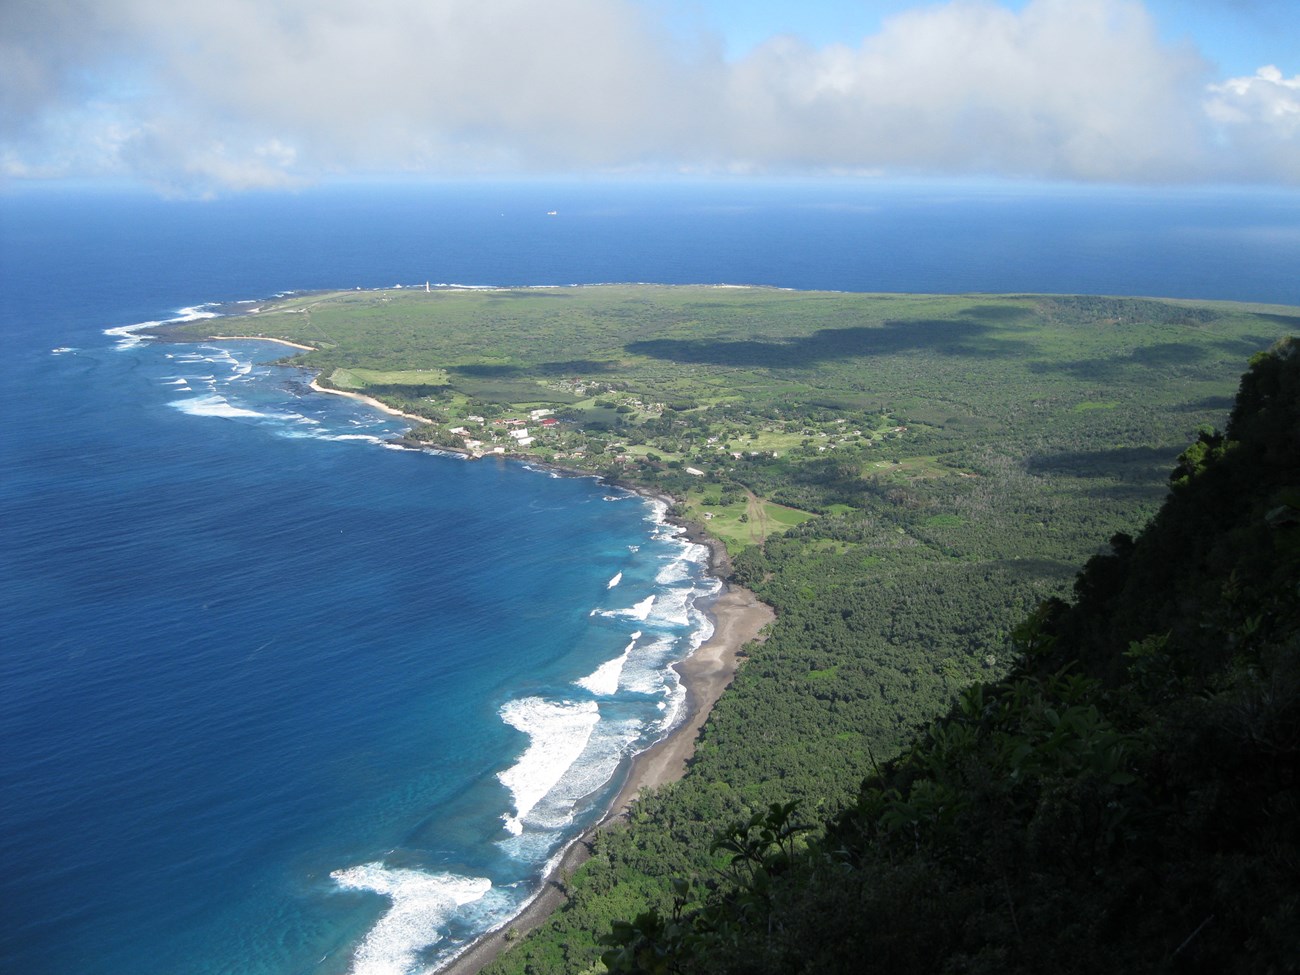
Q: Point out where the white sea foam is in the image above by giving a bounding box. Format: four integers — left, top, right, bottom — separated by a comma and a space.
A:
648, 589, 693, 627
628, 595, 655, 620
278, 430, 389, 446
497, 713, 647, 863
576, 632, 640, 696
576, 661, 624, 698
536, 714, 642, 817
657, 679, 688, 731
655, 558, 690, 586
645, 498, 670, 524
331, 864, 491, 975
169, 394, 269, 419
498, 698, 600, 836
161, 378, 189, 386
596, 595, 655, 622
691, 609, 717, 650
174, 305, 219, 322
104, 320, 163, 349
616, 633, 679, 696
606, 571, 622, 589
104, 304, 220, 350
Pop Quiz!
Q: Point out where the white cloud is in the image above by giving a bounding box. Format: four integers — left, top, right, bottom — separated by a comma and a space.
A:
1202, 65, 1300, 182
718, 0, 1211, 180
1, 0, 1296, 192
1207, 65, 1300, 132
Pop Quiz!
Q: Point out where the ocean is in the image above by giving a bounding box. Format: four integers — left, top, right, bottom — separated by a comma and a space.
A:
2, 178, 1299, 975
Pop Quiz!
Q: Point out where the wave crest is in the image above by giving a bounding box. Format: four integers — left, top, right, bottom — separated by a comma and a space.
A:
497, 698, 600, 836
331, 864, 492, 975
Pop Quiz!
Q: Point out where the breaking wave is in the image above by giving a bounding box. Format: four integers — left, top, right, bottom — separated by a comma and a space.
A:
331, 864, 492, 975
497, 698, 600, 836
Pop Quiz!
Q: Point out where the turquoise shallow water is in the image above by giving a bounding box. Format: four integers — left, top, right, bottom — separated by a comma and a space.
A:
2, 179, 1298, 975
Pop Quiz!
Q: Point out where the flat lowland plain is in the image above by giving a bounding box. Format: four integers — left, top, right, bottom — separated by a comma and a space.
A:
178, 286, 1299, 552
168, 286, 1299, 971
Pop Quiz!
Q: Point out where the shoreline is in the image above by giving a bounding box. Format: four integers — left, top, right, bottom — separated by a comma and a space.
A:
306, 378, 437, 427
167, 322, 774, 972
206, 334, 316, 351
311, 363, 770, 972
439, 573, 773, 975
166, 328, 442, 431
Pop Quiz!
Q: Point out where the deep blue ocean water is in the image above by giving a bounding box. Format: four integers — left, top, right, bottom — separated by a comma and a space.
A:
3, 179, 1299, 975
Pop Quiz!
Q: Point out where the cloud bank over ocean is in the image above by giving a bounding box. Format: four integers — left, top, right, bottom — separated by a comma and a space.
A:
2, 0, 1297, 193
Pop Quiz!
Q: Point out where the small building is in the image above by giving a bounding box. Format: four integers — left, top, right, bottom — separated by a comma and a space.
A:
685, 467, 705, 477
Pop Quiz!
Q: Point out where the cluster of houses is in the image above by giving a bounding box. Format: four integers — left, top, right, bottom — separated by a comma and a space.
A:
445, 408, 561, 457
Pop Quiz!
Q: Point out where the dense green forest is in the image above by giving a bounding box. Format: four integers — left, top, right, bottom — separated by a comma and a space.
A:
598, 337, 1300, 974
162, 288, 1299, 972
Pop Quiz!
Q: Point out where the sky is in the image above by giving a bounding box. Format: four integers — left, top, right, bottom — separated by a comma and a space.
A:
1, 0, 1298, 195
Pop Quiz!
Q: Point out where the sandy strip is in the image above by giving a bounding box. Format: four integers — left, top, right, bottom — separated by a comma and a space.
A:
198, 334, 436, 428
207, 334, 317, 351
439, 582, 774, 975
308, 379, 434, 425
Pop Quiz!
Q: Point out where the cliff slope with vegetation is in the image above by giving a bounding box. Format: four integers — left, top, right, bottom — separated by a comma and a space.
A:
600, 338, 1300, 974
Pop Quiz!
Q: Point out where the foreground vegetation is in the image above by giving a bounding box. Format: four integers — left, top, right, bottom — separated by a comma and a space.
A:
164, 286, 1298, 971
601, 338, 1300, 974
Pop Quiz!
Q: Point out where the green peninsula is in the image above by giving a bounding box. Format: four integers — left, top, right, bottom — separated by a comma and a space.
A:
167, 287, 1299, 973
183, 286, 1294, 556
